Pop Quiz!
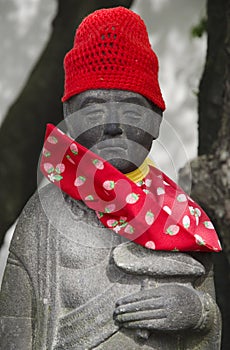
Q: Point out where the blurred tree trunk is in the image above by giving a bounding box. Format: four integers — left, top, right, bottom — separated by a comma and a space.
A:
180, 0, 230, 348
0, 0, 133, 247
194, 0, 230, 264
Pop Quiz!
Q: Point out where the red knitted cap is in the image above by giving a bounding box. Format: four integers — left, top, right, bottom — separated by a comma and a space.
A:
62, 7, 166, 111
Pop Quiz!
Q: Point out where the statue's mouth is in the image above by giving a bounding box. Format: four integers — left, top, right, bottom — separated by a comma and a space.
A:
98, 147, 128, 161
97, 147, 128, 162
96, 139, 128, 151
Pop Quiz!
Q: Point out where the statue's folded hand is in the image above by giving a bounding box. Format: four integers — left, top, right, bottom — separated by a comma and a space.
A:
114, 284, 204, 332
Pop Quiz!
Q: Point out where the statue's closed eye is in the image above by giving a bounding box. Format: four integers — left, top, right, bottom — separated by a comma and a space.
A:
122, 110, 142, 122
81, 107, 105, 120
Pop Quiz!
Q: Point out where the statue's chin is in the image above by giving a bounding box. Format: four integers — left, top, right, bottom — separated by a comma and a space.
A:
107, 158, 138, 174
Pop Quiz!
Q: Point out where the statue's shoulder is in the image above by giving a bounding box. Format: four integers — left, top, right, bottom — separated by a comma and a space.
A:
35, 183, 95, 221
16, 183, 59, 223
18, 183, 86, 222
10, 184, 61, 252
12, 183, 100, 250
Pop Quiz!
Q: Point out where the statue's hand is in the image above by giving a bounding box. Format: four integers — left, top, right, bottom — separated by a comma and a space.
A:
114, 284, 203, 332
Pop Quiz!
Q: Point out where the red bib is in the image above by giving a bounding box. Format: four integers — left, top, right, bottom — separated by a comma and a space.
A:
40, 124, 222, 253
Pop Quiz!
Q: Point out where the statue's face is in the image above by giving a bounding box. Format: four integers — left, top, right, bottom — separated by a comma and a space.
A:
63, 89, 162, 173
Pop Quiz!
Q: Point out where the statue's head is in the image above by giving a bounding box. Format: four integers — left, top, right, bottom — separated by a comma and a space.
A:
62, 7, 165, 173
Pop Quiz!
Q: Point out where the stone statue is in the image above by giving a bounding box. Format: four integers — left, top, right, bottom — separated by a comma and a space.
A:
0, 7, 221, 350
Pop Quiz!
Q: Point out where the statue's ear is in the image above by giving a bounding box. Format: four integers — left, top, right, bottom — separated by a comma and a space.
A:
147, 109, 163, 141
150, 101, 163, 118
148, 101, 163, 140
63, 101, 71, 118
63, 94, 82, 118
63, 101, 76, 138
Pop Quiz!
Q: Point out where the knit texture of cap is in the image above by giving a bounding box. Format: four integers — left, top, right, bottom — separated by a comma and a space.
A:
62, 7, 166, 111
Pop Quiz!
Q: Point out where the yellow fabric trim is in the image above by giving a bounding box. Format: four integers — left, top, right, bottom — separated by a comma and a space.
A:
146, 157, 155, 168
125, 158, 154, 183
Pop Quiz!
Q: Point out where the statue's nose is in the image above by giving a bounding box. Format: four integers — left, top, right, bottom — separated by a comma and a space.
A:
104, 104, 123, 136
104, 123, 122, 136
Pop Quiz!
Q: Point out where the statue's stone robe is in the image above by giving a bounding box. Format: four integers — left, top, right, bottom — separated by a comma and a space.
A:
0, 184, 221, 349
